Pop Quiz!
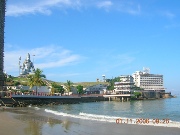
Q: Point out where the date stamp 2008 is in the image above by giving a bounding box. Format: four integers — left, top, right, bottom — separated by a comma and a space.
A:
116, 118, 170, 125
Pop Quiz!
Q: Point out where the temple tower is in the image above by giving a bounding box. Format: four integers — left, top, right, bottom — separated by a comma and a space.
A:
0, 0, 6, 90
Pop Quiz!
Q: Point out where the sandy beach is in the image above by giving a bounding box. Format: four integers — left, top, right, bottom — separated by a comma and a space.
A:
0, 108, 27, 135
0, 106, 180, 135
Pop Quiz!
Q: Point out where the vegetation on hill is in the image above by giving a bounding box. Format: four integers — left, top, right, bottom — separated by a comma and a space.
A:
106, 77, 121, 90
5, 76, 109, 88
4, 70, 144, 93
74, 82, 109, 88
6, 70, 140, 92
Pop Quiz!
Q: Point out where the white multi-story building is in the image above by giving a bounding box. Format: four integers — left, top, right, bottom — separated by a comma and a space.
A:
103, 75, 134, 101
114, 75, 134, 95
132, 69, 165, 92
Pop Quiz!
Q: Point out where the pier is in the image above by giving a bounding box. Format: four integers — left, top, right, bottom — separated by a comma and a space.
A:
103, 94, 133, 101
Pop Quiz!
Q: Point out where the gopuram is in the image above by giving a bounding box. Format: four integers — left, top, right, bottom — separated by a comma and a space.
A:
19, 53, 35, 76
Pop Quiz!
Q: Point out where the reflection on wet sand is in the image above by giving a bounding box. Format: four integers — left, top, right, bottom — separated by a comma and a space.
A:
2, 107, 73, 135
15, 114, 72, 134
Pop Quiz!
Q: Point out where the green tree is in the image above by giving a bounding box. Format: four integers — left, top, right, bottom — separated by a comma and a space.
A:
3, 73, 7, 83
107, 77, 121, 90
51, 83, 65, 95
27, 68, 46, 95
134, 92, 141, 98
14, 81, 21, 86
66, 80, 73, 95
58, 85, 65, 95
76, 85, 84, 95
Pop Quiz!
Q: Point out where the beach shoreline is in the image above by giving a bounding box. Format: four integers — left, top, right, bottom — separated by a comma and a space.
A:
0, 107, 180, 135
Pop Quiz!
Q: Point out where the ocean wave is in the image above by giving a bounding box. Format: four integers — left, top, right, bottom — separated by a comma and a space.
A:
44, 109, 180, 128
34, 107, 40, 110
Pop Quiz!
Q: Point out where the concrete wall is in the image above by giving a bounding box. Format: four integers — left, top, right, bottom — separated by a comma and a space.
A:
11, 96, 108, 106
142, 91, 161, 99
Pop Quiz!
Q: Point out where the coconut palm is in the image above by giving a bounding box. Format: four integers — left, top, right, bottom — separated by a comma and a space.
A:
66, 80, 73, 95
27, 68, 45, 95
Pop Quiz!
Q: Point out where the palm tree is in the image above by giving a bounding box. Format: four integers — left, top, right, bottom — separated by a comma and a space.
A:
66, 80, 73, 95
27, 68, 45, 95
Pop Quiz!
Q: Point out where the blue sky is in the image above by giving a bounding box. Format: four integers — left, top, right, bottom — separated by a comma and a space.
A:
4, 0, 180, 94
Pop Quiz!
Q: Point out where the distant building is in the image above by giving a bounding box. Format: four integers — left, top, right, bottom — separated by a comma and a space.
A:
114, 75, 135, 95
132, 69, 165, 92
6, 86, 51, 95
0, 0, 6, 90
85, 84, 107, 94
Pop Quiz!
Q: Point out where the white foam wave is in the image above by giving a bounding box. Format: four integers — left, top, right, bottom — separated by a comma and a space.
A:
79, 112, 120, 122
34, 107, 40, 110
44, 109, 180, 128
45, 109, 117, 122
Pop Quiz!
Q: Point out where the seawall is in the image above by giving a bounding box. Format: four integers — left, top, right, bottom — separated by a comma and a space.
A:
1, 95, 107, 107
141, 91, 174, 99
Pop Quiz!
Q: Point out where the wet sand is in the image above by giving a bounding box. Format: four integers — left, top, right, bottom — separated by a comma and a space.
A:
0, 107, 180, 135
0, 109, 27, 135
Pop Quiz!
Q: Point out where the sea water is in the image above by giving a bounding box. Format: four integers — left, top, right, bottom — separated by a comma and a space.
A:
43, 96, 180, 128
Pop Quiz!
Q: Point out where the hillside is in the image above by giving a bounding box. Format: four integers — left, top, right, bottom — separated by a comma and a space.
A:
5, 76, 109, 88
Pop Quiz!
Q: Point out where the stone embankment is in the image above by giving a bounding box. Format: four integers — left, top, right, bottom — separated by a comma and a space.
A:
142, 91, 174, 99
0, 95, 107, 107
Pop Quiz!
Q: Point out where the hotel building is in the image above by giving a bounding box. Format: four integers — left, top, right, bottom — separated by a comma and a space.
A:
103, 75, 134, 101
0, 0, 5, 91
114, 75, 134, 95
132, 69, 165, 92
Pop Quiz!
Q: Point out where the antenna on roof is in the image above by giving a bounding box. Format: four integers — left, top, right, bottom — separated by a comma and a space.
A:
143, 67, 150, 74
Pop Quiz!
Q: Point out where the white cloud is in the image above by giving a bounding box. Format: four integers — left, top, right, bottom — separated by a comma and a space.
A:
126, 4, 141, 15
6, 0, 78, 16
36, 54, 80, 68
116, 2, 141, 15
6, 0, 141, 16
97, 1, 113, 9
7, 2, 51, 16
4, 45, 83, 76
162, 11, 175, 19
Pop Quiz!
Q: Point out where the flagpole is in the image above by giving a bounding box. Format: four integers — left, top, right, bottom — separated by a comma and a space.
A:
19, 56, 21, 76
